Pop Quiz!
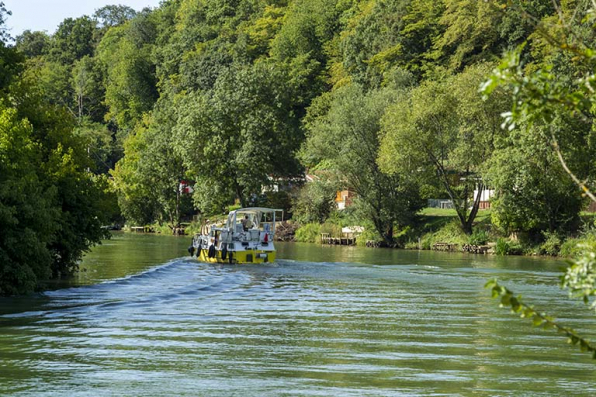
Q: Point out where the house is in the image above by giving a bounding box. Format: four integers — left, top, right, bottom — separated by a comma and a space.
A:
336, 190, 356, 210
473, 188, 494, 209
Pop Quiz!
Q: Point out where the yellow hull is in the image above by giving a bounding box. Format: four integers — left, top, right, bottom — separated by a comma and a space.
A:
197, 249, 276, 264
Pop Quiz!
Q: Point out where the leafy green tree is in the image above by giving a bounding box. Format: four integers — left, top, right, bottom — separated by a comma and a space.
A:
304, 83, 423, 244
0, 3, 23, 95
94, 4, 138, 28
174, 62, 303, 212
72, 55, 107, 123
15, 30, 51, 58
488, 121, 588, 235
0, 1, 11, 41
112, 99, 191, 229
97, 10, 158, 133
0, 106, 58, 295
433, 0, 554, 71
379, 63, 509, 234
10, 74, 111, 281
292, 179, 337, 224
271, 0, 348, 107
73, 119, 116, 174
49, 16, 98, 65
340, 0, 427, 86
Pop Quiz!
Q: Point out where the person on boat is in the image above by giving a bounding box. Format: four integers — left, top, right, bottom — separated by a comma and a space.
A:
241, 215, 253, 231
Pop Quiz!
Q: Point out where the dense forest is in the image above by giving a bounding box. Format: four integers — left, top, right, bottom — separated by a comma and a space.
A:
1, 0, 596, 294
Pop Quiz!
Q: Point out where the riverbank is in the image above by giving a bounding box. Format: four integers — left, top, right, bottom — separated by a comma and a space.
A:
121, 207, 596, 259
291, 208, 596, 258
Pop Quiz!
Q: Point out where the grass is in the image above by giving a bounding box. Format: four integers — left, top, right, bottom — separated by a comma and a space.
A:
419, 207, 492, 221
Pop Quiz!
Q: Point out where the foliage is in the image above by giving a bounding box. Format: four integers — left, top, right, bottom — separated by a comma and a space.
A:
15, 30, 51, 57
0, 1, 11, 41
494, 238, 523, 256
49, 16, 97, 65
539, 231, 563, 256
379, 63, 509, 234
303, 83, 423, 244
174, 62, 303, 212
294, 223, 321, 243
469, 229, 489, 246
96, 11, 159, 133
356, 227, 381, 247
0, 107, 57, 295
292, 179, 336, 224
112, 101, 191, 229
0, 82, 110, 294
421, 220, 470, 249
94, 5, 138, 29
560, 230, 596, 258
561, 242, 596, 308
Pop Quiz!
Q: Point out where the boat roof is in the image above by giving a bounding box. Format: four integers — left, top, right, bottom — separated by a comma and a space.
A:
230, 207, 283, 214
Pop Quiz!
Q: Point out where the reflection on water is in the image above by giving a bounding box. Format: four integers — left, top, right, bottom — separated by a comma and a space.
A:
1, 234, 595, 396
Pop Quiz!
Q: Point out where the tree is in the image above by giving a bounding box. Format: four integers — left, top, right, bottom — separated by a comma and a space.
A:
379, 63, 509, 234
15, 30, 51, 58
271, 0, 347, 108
303, 83, 423, 244
0, 1, 11, 41
112, 99, 191, 229
71, 55, 107, 123
0, 3, 23, 95
9, 73, 111, 283
292, 179, 337, 224
96, 11, 158, 133
49, 16, 98, 65
0, 107, 58, 295
174, 62, 303, 212
487, 121, 588, 236
94, 4, 138, 28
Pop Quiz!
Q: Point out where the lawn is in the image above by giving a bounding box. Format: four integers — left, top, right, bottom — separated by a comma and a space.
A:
419, 207, 492, 221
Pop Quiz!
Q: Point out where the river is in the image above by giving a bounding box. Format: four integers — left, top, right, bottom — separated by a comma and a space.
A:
1, 232, 595, 396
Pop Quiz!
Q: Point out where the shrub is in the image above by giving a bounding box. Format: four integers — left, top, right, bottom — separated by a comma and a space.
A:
185, 221, 203, 235
294, 223, 321, 243
404, 240, 420, 249
495, 238, 524, 255
539, 231, 562, 256
356, 228, 381, 246
469, 229, 489, 245
560, 230, 596, 257
495, 238, 508, 255
320, 221, 342, 236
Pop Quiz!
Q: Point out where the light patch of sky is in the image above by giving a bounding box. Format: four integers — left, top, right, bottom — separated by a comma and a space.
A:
4, 0, 163, 37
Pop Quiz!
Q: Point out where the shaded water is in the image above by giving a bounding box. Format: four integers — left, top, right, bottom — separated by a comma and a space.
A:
1, 233, 596, 396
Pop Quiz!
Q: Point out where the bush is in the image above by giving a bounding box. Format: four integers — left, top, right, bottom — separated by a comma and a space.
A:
469, 229, 489, 245
320, 221, 342, 237
539, 231, 562, 256
404, 240, 421, 249
495, 238, 524, 255
356, 228, 381, 246
418, 221, 469, 250
560, 230, 596, 257
185, 221, 203, 235
294, 223, 321, 243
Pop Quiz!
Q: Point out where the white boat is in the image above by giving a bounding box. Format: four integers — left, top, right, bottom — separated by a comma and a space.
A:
188, 207, 281, 264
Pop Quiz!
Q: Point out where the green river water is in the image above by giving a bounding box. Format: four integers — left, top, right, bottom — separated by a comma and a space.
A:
1, 232, 595, 396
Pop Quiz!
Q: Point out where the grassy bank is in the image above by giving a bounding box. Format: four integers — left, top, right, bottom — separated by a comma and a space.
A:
291, 208, 596, 258
409, 208, 596, 257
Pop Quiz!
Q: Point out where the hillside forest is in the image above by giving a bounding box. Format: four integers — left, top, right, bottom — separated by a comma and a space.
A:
2, 0, 596, 294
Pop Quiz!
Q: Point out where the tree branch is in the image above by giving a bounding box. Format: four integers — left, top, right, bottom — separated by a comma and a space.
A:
551, 135, 596, 203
